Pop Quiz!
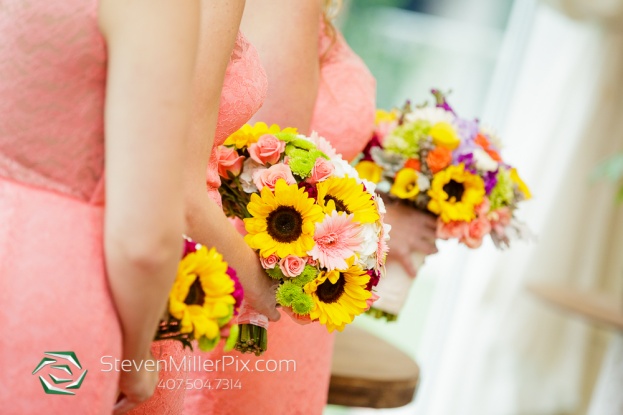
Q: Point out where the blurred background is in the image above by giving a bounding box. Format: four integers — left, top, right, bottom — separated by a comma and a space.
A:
325, 0, 623, 414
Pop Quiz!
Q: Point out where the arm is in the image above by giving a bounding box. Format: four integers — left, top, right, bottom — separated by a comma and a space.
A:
99, 0, 199, 409
241, 0, 322, 133
183, 0, 281, 321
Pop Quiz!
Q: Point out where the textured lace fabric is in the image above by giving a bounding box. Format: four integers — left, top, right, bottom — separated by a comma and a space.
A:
311, 19, 377, 162
205, 32, 268, 205
0, 0, 107, 203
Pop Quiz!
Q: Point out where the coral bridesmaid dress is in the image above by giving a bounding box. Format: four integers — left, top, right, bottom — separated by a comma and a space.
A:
126, 33, 267, 415
184, 21, 375, 415
0, 2, 121, 414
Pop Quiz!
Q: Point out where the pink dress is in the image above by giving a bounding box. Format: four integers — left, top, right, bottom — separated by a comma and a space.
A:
183, 22, 375, 415
126, 33, 268, 415
0, 1, 121, 414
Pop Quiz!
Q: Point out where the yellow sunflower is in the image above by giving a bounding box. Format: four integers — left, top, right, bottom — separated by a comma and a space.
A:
355, 160, 384, 184
390, 168, 420, 200
427, 164, 485, 223
223, 122, 298, 149
169, 247, 236, 340
304, 260, 371, 332
244, 179, 324, 258
316, 176, 380, 224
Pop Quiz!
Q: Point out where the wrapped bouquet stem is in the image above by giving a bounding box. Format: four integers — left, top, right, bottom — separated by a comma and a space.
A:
367, 252, 426, 321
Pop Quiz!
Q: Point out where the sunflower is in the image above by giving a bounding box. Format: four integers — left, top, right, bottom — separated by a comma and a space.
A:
510, 168, 532, 200
244, 179, 325, 258
390, 168, 420, 200
427, 164, 485, 223
169, 247, 236, 340
304, 260, 371, 332
224, 122, 298, 149
316, 176, 379, 224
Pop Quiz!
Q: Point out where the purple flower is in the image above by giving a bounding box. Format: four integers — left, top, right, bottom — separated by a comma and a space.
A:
454, 118, 479, 142
431, 89, 456, 114
456, 153, 478, 174
366, 269, 381, 291
298, 181, 318, 199
227, 266, 244, 314
362, 134, 383, 161
182, 236, 199, 257
484, 170, 499, 194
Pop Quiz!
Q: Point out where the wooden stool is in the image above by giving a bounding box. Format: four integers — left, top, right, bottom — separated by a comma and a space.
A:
328, 325, 420, 409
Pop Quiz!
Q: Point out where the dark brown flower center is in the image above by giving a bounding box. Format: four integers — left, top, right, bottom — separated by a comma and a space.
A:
316, 274, 346, 304
325, 195, 350, 214
184, 277, 205, 306
266, 206, 303, 243
443, 180, 465, 202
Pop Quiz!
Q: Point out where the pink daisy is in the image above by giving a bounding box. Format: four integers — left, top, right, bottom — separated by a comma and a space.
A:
308, 211, 362, 271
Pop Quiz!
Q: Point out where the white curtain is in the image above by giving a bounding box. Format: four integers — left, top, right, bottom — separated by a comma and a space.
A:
350, 1, 623, 414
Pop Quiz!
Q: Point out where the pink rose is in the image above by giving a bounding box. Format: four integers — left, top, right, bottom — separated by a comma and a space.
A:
248, 134, 286, 165
476, 198, 491, 217
279, 255, 306, 278
461, 217, 492, 248
216, 146, 245, 178
260, 254, 279, 269
307, 157, 335, 184
488, 207, 512, 237
252, 164, 296, 191
365, 292, 380, 311
306, 257, 318, 266
437, 220, 468, 240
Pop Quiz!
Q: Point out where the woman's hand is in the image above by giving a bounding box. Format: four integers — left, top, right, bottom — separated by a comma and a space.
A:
241, 260, 282, 322
112, 352, 159, 415
385, 201, 438, 277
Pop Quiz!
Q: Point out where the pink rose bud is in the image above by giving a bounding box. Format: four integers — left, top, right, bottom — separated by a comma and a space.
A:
260, 254, 279, 269
437, 220, 467, 240
252, 164, 296, 191
307, 157, 335, 184
248, 134, 286, 165
279, 255, 306, 278
461, 217, 492, 248
216, 145, 245, 178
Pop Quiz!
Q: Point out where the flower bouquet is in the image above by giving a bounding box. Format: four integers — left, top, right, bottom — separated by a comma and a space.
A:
354, 90, 531, 321
155, 236, 244, 352
218, 123, 389, 355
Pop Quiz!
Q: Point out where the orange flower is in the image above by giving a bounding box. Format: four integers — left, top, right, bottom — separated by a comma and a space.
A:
404, 158, 421, 172
475, 133, 502, 162
426, 147, 452, 173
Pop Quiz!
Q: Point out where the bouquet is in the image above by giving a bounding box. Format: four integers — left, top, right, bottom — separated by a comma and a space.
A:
155, 236, 244, 352
354, 90, 531, 321
217, 122, 389, 355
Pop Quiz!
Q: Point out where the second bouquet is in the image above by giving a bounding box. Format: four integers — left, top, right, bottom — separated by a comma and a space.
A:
217, 123, 389, 355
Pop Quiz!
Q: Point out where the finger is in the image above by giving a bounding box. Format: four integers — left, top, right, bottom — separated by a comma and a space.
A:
413, 239, 438, 255
266, 307, 281, 322
113, 397, 136, 415
396, 251, 418, 278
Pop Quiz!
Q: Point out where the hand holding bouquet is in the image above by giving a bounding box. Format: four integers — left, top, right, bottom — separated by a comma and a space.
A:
355, 90, 531, 320
155, 236, 244, 352
218, 123, 390, 355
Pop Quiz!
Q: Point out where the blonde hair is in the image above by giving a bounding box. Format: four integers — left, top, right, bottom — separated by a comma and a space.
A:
321, 0, 343, 61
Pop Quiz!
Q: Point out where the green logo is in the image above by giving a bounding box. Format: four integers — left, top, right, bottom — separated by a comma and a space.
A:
32, 351, 88, 395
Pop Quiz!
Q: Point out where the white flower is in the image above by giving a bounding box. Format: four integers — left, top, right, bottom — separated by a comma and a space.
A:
309, 131, 338, 158
239, 158, 264, 193
359, 222, 381, 258
376, 180, 392, 194
404, 107, 454, 125
331, 156, 360, 179
473, 148, 498, 172
376, 195, 387, 214
417, 173, 431, 192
